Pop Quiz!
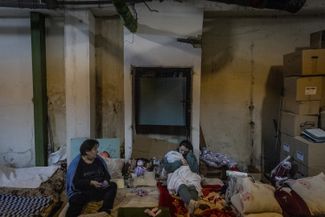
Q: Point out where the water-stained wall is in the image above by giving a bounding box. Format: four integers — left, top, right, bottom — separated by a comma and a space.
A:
201, 15, 325, 170
46, 17, 65, 153
0, 18, 34, 167
95, 17, 124, 141
0, 17, 66, 166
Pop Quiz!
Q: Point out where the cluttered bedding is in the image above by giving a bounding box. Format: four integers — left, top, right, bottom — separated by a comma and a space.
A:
0, 164, 66, 217
226, 156, 325, 217
55, 146, 325, 217
228, 176, 283, 217
275, 172, 325, 217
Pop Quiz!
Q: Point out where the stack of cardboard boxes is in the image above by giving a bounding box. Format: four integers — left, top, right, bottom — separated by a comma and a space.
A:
280, 30, 325, 177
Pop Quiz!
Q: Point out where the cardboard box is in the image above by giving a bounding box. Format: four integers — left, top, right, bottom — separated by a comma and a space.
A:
200, 160, 227, 179
291, 136, 325, 177
283, 49, 325, 76
132, 134, 178, 159
320, 111, 325, 130
321, 78, 325, 108
283, 97, 320, 115
280, 153, 290, 161
281, 111, 318, 137
310, 30, 325, 49
284, 77, 323, 101
280, 133, 295, 158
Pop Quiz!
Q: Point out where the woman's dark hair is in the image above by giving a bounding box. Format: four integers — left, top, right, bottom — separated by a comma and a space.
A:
80, 139, 99, 156
179, 140, 193, 151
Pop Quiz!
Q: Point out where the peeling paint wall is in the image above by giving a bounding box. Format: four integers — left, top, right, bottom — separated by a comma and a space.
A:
2, 5, 325, 170
46, 17, 65, 152
0, 17, 65, 167
95, 17, 124, 142
201, 15, 325, 170
64, 10, 97, 164
0, 18, 34, 167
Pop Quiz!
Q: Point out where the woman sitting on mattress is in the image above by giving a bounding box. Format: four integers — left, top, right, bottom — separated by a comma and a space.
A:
162, 140, 202, 214
66, 139, 117, 217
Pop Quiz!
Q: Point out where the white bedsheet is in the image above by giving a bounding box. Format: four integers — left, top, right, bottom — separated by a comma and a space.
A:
167, 165, 202, 195
0, 165, 59, 188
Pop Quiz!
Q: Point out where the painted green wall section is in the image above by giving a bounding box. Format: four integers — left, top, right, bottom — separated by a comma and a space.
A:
31, 12, 48, 166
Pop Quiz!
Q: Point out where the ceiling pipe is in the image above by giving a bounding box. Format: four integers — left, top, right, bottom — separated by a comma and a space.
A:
0, 0, 147, 9
0, 1, 48, 9
1, 0, 306, 13
57, 0, 113, 5
206, 0, 306, 13
0, 0, 58, 9
56, 0, 147, 7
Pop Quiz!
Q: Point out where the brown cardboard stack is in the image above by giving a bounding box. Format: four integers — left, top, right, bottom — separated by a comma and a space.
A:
280, 31, 325, 176
281, 135, 325, 177
320, 111, 325, 130
310, 30, 325, 49
281, 76, 320, 139
294, 136, 325, 177
283, 49, 325, 77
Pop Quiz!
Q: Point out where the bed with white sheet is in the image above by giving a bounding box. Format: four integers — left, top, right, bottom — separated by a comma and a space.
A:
0, 164, 65, 217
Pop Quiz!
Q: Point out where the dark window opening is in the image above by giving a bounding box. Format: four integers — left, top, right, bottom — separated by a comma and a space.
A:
133, 67, 192, 136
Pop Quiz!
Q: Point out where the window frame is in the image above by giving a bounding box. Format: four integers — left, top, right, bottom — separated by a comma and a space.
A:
132, 66, 192, 136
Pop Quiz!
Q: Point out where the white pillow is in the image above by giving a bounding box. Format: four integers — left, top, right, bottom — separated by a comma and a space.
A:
132, 171, 156, 187
103, 158, 125, 179
288, 172, 325, 215
233, 177, 282, 214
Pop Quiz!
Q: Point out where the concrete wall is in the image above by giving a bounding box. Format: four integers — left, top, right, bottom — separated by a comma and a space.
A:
64, 10, 96, 164
1, 2, 325, 170
95, 17, 124, 141
0, 15, 124, 166
201, 15, 325, 170
0, 18, 34, 167
0, 16, 65, 167
124, 1, 203, 160
46, 17, 65, 152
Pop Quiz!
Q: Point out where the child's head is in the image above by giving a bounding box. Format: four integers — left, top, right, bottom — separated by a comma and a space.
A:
99, 151, 110, 158
178, 140, 193, 156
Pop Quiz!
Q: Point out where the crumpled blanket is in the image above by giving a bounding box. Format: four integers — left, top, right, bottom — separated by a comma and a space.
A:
0, 165, 59, 188
165, 151, 183, 163
200, 148, 237, 168
167, 165, 202, 195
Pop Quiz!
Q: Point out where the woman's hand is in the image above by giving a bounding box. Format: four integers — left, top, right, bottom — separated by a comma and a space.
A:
90, 180, 102, 188
181, 158, 188, 165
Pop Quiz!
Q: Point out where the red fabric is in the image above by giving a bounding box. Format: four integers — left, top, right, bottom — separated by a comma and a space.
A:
201, 185, 222, 197
157, 182, 174, 208
157, 183, 225, 217
274, 187, 311, 217
157, 182, 184, 217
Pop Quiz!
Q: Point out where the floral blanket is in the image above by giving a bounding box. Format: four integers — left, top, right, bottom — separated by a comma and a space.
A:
158, 182, 235, 217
